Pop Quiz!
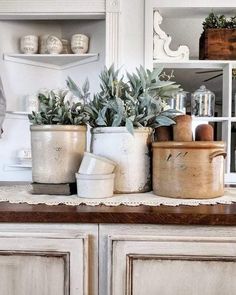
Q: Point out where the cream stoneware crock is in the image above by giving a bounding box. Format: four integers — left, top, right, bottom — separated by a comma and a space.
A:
152, 141, 226, 199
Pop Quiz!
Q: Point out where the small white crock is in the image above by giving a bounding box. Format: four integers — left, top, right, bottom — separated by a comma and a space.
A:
20, 35, 38, 54
71, 34, 89, 54
46, 36, 63, 54
76, 173, 115, 198
79, 152, 116, 175
39, 34, 50, 54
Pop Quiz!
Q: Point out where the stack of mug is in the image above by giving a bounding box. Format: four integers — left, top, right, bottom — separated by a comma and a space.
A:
76, 152, 116, 199
20, 34, 89, 54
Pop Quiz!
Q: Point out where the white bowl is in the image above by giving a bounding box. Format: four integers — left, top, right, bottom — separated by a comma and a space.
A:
78, 152, 116, 175
76, 173, 114, 199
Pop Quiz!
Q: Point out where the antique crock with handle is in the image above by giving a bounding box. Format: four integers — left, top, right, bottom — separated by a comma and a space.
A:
152, 141, 226, 199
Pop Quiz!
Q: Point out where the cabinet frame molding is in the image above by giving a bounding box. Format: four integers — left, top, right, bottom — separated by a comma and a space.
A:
105, 0, 121, 67
107, 233, 236, 295
0, 230, 90, 295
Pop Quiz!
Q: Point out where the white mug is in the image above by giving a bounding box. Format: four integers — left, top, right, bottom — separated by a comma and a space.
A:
20, 35, 38, 54
46, 35, 63, 54
71, 34, 89, 54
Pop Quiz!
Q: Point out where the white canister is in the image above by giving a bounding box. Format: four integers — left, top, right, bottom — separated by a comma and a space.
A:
39, 34, 50, 54
71, 34, 89, 54
20, 35, 38, 54
79, 152, 116, 175
46, 36, 63, 54
91, 127, 153, 193
76, 173, 115, 198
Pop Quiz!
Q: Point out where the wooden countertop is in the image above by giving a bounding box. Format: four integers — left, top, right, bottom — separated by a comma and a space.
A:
0, 201, 236, 225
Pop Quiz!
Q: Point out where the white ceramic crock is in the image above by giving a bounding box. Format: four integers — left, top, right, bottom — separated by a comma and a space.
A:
79, 152, 116, 175
46, 36, 63, 54
71, 34, 89, 54
20, 35, 38, 54
91, 127, 153, 193
39, 34, 50, 54
76, 173, 115, 198
31, 125, 87, 183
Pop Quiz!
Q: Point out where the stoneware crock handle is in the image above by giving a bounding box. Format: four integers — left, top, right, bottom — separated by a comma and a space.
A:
209, 151, 227, 163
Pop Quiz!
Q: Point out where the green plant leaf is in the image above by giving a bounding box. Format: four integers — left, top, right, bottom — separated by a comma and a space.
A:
125, 118, 134, 135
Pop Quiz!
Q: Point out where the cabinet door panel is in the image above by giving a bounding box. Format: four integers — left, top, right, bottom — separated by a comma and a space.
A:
100, 225, 236, 295
0, 254, 67, 295
0, 233, 88, 295
110, 237, 236, 295
130, 256, 236, 295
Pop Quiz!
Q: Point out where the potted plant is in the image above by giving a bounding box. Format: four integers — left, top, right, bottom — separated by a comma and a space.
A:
67, 65, 180, 193
28, 89, 89, 184
200, 12, 236, 60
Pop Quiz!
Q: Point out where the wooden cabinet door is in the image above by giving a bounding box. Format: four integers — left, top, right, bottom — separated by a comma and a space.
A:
0, 226, 93, 295
100, 225, 236, 295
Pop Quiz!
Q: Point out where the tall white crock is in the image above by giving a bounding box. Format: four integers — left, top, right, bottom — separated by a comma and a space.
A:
91, 127, 153, 193
31, 125, 87, 183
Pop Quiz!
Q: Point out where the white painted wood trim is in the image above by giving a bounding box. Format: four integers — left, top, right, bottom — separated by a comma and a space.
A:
222, 64, 233, 174
105, 0, 121, 67
0, 0, 106, 14
144, 0, 154, 69
153, 10, 189, 61
3, 53, 99, 70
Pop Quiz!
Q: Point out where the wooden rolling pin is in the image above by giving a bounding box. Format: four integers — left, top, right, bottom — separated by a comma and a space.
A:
154, 126, 173, 141
173, 115, 193, 142
195, 124, 214, 141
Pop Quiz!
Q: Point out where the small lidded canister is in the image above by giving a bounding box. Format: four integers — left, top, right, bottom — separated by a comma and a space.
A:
191, 85, 215, 117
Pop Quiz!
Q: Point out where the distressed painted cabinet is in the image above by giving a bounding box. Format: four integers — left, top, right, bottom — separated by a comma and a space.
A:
100, 225, 236, 295
0, 224, 98, 295
1, 223, 236, 294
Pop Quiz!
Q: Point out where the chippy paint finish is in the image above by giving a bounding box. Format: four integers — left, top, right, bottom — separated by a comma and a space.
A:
91, 127, 152, 193
31, 125, 86, 183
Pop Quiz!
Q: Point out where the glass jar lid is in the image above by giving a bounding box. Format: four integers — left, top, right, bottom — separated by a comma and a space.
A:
193, 85, 214, 97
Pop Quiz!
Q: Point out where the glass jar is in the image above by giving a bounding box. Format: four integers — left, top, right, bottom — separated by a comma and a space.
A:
166, 90, 187, 114
191, 85, 215, 117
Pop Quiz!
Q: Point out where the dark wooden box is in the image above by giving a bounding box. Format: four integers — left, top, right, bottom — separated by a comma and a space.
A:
199, 29, 236, 60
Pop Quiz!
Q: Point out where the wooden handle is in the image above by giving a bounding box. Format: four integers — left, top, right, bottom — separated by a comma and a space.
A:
209, 151, 227, 163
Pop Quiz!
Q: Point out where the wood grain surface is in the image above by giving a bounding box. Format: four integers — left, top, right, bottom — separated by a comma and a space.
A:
0, 201, 235, 225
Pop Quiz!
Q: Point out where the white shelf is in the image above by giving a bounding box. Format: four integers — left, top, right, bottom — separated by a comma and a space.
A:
192, 117, 229, 122
158, 7, 235, 19
154, 60, 236, 69
8, 164, 32, 169
6, 111, 30, 115
3, 53, 99, 70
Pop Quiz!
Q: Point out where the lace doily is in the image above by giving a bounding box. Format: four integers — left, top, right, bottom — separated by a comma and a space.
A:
0, 184, 236, 207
